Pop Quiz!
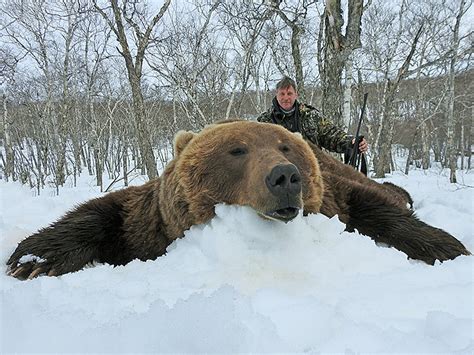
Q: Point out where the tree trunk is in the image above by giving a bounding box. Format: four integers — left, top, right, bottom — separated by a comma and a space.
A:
94, 0, 171, 179
290, 26, 305, 101
84, 144, 93, 176
421, 122, 431, 170
123, 139, 129, 187
373, 24, 423, 178
320, 0, 363, 125
460, 120, 464, 170
130, 78, 158, 179
2, 92, 14, 182
445, 0, 466, 183
94, 145, 103, 192
342, 58, 353, 127
405, 129, 419, 175
272, 4, 308, 101
467, 107, 472, 170
373, 83, 394, 177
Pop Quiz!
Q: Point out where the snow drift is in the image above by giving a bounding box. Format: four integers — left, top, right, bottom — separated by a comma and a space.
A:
1, 169, 472, 353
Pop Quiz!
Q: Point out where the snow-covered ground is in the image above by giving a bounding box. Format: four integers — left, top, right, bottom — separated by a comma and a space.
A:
1, 166, 473, 353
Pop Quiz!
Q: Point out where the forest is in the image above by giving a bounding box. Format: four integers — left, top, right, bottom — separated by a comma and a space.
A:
0, 0, 472, 194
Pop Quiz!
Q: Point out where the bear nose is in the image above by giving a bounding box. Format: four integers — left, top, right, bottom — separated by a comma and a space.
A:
265, 164, 302, 197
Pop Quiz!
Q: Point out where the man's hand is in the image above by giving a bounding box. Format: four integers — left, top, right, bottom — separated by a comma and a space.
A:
352, 138, 369, 153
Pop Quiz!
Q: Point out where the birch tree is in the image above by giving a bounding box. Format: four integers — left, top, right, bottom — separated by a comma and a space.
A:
93, 0, 171, 179
445, 0, 468, 183
318, 0, 365, 125
268, 0, 317, 102
1, 0, 62, 189
217, 1, 273, 115
147, 1, 225, 129
55, 0, 83, 186
0, 46, 18, 181
78, 9, 112, 190
372, 24, 423, 178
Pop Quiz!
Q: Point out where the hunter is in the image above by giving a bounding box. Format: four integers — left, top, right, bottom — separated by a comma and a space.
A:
257, 76, 368, 155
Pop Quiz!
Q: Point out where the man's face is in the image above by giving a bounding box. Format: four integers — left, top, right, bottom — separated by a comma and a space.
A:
276, 85, 298, 111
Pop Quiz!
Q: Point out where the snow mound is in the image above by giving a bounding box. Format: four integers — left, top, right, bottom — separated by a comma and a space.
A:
1, 169, 473, 353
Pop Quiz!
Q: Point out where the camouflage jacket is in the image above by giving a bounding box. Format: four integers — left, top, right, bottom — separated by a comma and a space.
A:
257, 98, 351, 154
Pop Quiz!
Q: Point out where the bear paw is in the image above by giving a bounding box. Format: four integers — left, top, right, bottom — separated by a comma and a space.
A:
7, 254, 58, 280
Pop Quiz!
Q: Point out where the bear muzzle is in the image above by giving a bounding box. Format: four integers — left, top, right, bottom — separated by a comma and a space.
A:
260, 206, 300, 223
262, 163, 302, 222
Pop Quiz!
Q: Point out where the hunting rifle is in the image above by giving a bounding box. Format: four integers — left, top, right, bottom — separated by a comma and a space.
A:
347, 93, 368, 175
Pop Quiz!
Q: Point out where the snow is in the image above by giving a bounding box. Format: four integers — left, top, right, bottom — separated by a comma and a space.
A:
1, 168, 473, 353
17, 254, 47, 265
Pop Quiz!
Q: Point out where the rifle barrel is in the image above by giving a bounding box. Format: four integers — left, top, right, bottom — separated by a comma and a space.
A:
354, 93, 368, 139
349, 93, 368, 168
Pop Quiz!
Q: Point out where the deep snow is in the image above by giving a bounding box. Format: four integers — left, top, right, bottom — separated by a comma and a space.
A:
0, 167, 473, 353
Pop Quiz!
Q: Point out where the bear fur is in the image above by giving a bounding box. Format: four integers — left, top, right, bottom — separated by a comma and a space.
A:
7, 120, 470, 279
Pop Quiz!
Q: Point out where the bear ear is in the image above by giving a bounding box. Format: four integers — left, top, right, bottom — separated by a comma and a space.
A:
173, 130, 196, 157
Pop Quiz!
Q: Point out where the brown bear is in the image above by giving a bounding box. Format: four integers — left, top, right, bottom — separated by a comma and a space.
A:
6, 120, 470, 280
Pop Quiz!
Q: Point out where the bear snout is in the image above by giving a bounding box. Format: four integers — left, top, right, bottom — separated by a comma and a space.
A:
261, 163, 303, 222
265, 163, 302, 197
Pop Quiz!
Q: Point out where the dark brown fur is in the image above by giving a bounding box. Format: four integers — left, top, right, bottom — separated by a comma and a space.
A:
6, 121, 470, 279
381, 181, 414, 209
7, 181, 171, 279
310, 143, 469, 264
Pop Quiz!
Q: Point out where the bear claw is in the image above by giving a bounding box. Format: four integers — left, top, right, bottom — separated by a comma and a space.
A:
9, 265, 29, 279
27, 267, 47, 279
8, 262, 49, 280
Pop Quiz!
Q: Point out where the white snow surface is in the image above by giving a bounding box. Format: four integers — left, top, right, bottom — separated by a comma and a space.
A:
1, 168, 473, 353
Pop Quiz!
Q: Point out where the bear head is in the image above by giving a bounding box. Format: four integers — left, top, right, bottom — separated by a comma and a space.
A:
159, 120, 324, 240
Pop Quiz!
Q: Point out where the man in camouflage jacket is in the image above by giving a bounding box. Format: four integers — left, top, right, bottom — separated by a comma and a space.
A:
257, 76, 368, 155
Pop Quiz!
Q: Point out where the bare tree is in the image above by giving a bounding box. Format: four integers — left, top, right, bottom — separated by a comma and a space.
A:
147, 1, 226, 130
1, 90, 14, 181
0, 46, 19, 181
0, 45, 20, 85
373, 25, 423, 178
318, 0, 365, 125
217, 1, 273, 115
445, 0, 469, 183
358, 0, 424, 177
93, 0, 171, 179
54, 0, 84, 186
1, 0, 473, 192
78, 8, 113, 190
268, 0, 317, 101
1, 0, 65, 190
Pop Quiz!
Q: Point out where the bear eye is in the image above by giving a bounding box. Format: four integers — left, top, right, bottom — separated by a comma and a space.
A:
229, 147, 248, 156
280, 145, 290, 153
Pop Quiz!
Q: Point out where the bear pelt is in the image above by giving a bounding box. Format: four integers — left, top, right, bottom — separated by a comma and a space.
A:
7, 120, 470, 279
